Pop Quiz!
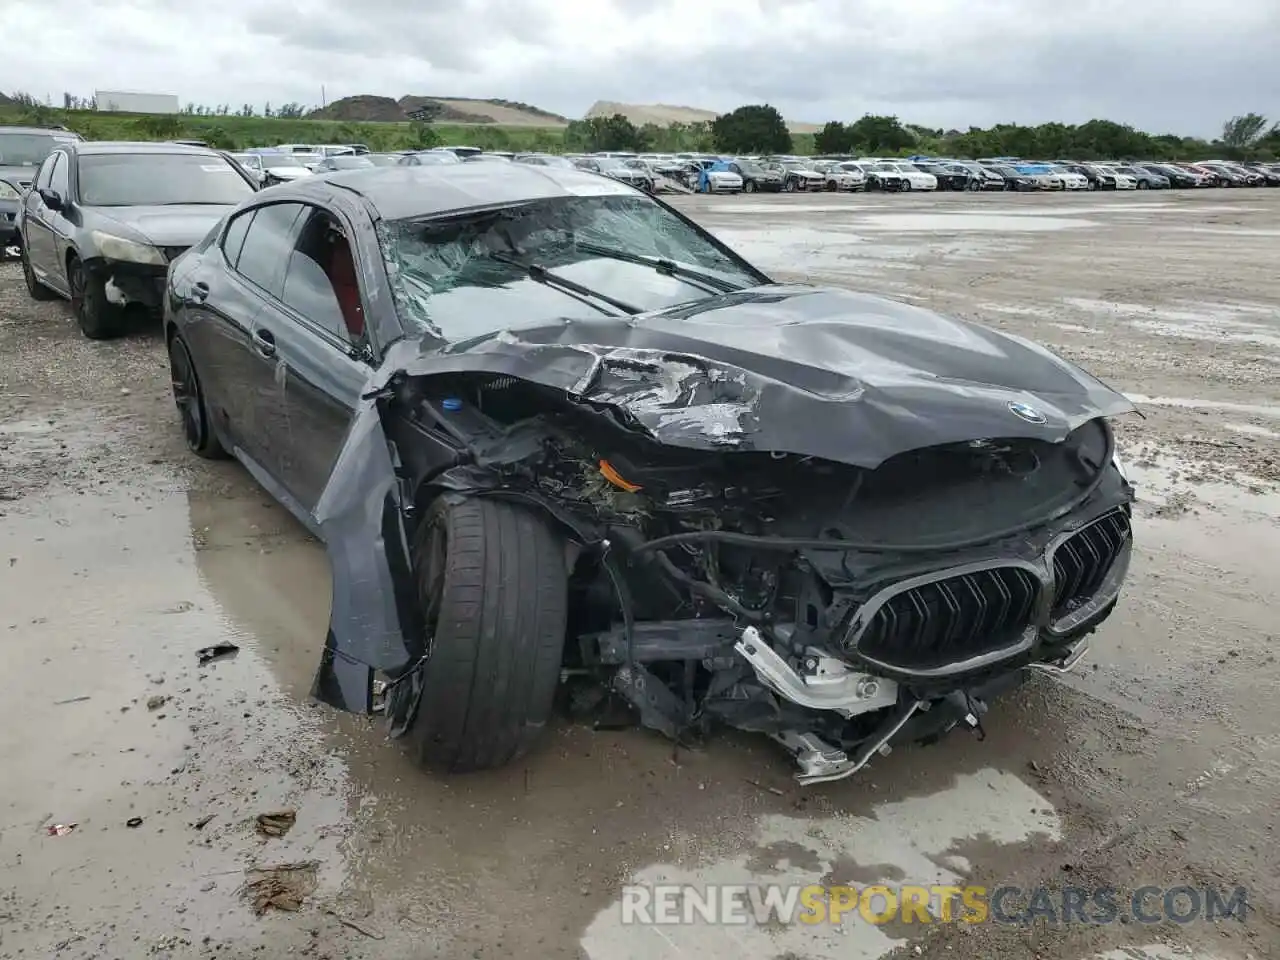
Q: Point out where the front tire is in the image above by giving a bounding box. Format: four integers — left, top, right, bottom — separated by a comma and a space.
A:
68, 256, 125, 339
405, 497, 569, 773
1137, 180, 1149, 190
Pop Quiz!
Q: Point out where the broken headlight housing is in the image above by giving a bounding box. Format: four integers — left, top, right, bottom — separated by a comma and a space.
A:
91, 231, 166, 266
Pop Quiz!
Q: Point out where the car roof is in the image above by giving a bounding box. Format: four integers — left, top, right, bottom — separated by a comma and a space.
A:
293, 163, 637, 220
0, 124, 82, 136
60, 140, 225, 157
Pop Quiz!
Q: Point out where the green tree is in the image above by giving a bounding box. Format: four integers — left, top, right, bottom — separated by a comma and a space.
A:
276, 102, 305, 120
1221, 113, 1270, 149
813, 120, 854, 154
133, 114, 183, 139
406, 120, 440, 150
201, 125, 237, 149
847, 115, 914, 154
711, 104, 792, 155
564, 114, 648, 152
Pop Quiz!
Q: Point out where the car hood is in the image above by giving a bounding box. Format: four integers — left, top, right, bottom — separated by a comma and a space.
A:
95, 205, 232, 246
0, 164, 37, 189
390, 283, 1135, 469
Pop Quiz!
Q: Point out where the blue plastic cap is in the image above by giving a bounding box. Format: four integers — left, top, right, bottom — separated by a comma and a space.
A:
441, 397, 463, 411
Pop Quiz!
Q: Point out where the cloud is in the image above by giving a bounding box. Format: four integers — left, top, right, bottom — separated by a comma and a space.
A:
7, 0, 1278, 136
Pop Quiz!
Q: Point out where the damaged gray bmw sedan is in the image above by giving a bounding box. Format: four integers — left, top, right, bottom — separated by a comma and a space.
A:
163, 163, 1135, 784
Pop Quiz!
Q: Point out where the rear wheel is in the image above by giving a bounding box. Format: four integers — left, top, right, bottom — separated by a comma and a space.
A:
20, 240, 58, 301
167, 331, 227, 459
405, 497, 569, 772
68, 256, 125, 339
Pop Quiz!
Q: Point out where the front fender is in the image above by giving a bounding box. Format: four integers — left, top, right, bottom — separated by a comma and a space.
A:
310, 398, 421, 713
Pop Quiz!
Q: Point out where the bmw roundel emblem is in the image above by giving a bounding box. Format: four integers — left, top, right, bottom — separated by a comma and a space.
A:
1008, 400, 1047, 424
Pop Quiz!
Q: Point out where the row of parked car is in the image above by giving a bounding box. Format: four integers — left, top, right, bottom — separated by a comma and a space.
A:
216, 140, 1280, 197
555, 152, 1280, 194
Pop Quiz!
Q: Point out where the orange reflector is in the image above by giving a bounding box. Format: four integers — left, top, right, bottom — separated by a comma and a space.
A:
599, 459, 642, 493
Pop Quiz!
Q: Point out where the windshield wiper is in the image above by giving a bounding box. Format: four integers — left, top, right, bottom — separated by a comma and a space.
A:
574, 241, 746, 295
490, 252, 642, 316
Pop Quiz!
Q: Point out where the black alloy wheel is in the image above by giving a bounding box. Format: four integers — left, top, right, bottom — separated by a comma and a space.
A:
167, 332, 226, 458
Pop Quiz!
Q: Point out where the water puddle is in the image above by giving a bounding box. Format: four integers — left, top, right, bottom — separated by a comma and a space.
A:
852, 213, 1099, 232
1092, 946, 1234, 960
1166, 226, 1280, 237
1125, 393, 1280, 419
712, 202, 895, 215
712, 226, 1009, 275
1224, 421, 1280, 439
580, 769, 1059, 960
1066, 298, 1280, 347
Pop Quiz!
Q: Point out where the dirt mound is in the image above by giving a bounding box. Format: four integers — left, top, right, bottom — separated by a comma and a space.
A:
305, 95, 568, 126
398, 97, 496, 124
407, 97, 568, 126
586, 100, 821, 134
308, 95, 405, 122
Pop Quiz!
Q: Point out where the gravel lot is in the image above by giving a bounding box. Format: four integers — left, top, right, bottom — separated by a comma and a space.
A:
1, 189, 1277, 960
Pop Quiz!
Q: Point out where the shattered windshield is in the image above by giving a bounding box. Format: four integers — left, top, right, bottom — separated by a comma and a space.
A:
381, 194, 766, 340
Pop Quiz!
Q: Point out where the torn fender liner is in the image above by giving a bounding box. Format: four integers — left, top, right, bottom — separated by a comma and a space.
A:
311, 398, 419, 713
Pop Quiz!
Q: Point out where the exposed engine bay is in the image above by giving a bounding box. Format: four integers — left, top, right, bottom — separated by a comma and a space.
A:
376, 369, 1135, 784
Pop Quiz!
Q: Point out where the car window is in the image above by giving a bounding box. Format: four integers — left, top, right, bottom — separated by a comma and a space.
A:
0, 131, 72, 167
281, 209, 365, 343
77, 153, 256, 206
235, 202, 305, 297
382, 193, 765, 340
221, 209, 254, 267
48, 153, 69, 197
34, 153, 58, 191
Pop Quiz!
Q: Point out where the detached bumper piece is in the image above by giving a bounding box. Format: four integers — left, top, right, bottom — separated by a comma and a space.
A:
724, 507, 1131, 785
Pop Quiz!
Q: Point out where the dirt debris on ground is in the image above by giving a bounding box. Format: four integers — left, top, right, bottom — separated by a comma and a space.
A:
1, 190, 1277, 960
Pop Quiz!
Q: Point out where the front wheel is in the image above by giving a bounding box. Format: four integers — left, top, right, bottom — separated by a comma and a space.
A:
900, 180, 911, 192
1137, 180, 1149, 190
783, 179, 796, 192
68, 256, 125, 339
744, 180, 756, 193
403, 497, 569, 773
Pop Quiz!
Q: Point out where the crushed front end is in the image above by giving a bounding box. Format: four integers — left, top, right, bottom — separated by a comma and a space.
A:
375, 369, 1135, 784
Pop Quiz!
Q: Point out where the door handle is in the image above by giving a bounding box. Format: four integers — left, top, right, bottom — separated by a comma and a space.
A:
189, 281, 209, 303
252, 328, 276, 357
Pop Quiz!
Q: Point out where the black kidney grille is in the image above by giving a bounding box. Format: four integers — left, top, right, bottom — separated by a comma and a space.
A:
854, 566, 1041, 671
1051, 509, 1131, 619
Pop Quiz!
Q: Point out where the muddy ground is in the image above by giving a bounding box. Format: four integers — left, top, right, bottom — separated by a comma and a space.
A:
1, 189, 1277, 960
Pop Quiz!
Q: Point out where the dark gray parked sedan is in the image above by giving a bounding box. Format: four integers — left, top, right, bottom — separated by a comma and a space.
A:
17, 140, 258, 338
162, 163, 1136, 785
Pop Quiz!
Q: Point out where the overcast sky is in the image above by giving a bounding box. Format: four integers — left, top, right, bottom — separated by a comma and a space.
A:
9, 0, 1279, 137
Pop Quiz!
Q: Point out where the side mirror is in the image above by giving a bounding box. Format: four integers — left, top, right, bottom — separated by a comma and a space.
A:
38, 188, 63, 211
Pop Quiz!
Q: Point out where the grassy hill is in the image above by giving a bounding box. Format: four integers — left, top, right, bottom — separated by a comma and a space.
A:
0, 102, 815, 154
307, 95, 570, 126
